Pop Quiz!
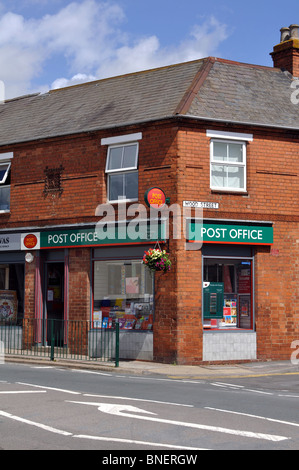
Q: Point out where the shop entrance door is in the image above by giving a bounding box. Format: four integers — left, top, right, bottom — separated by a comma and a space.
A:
44, 262, 64, 346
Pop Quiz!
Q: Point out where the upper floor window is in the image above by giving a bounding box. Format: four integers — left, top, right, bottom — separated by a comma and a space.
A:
0, 152, 13, 212
102, 133, 141, 203
207, 130, 253, 193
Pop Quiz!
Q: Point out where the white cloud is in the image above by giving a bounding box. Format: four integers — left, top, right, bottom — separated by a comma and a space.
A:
51, 72, 97, 89
95, 16, 229, 79
0, 1, 229, 99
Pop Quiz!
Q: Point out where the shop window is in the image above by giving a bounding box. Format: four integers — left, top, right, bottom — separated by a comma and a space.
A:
93, 260, 153, 330
0, 264, 25, 324
203, 258, 253, 330
0, 153, 12, 211
105, 142, 139, 202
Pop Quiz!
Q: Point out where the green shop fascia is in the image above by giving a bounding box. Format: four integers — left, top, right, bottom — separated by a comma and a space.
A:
21, 221, 166, 250
187, 221, 273, 246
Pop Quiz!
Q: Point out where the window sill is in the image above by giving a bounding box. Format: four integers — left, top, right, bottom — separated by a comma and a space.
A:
108, 199, 138, 204
203, 328, 255, 333
0, 210, 10, 214
211, 189, 248, 196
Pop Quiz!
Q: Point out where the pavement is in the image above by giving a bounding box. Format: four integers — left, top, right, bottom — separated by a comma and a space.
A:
4, 354, 299, 380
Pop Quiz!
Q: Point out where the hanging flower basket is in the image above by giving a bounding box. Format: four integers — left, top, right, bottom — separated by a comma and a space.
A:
142, 248, 171, 273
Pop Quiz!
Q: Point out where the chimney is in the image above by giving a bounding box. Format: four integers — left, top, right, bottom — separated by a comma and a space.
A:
271, 24, 299, 77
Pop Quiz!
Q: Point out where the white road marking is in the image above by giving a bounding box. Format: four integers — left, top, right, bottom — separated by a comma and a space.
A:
278, 394, 299, 398
71, 369, 112, 377
68, 401, 289, 442
243, 389, 273, 395
16, 382, 81, 395
83, 393, 193, 408
205, 407, 299, 428
31, 366, 55, 369
0, 408, 206, 449
211, 383, 274, 395
214, 382, 244, 388
0, 410, 72, 436
73, 434, 207, 450
0, 390, 46, 394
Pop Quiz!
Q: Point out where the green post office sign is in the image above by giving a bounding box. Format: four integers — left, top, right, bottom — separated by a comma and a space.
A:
39, 222, 165, 249
188, 222, 273, 245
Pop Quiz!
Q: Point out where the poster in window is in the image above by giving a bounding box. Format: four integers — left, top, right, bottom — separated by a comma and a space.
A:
126, 277, 139, 294
238, 268, 251, 294
239, 295, 250, 317
0, 290, 18, 322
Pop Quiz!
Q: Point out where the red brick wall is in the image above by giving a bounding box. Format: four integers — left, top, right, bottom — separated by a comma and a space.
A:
68, 248, 91, 322
255, 224, 299, 360
271, 40, 299, 77
3, 123, 178, 228
24, 255, 36, 320
175, 123, 299, 362
9, 134, 101, 227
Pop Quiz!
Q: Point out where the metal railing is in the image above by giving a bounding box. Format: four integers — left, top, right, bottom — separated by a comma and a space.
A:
0, 318, 120, 367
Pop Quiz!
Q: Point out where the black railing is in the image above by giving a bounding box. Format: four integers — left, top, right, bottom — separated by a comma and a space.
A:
0, 319, 120, 367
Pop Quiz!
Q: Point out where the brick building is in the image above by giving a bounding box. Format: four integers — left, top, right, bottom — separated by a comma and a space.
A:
0, 26, 298, 364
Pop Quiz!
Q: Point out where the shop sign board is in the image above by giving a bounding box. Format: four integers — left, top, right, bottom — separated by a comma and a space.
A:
188, 222, 273, 245
21, 232, 40, 250
21, 222, 165, 250
144, 187, 166, 209
183, 201, 219, 209
0, 233, 21, 251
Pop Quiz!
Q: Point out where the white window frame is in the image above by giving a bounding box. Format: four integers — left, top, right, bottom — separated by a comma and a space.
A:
0, 162, 11, 184
207, 131, 252, 193
105, 142, 139, 174
104, 139, 140, 203
0, 152, 13, 213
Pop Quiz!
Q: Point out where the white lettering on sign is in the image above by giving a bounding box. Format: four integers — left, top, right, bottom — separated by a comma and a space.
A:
200, 227, 263, 241
48, 233, 68, 245
48, 231, 101, 245
183, 201, 219, 209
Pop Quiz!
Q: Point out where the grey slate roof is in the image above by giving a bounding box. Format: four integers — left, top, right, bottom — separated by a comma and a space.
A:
187, 59, 299, 130
0, 57, 298, 147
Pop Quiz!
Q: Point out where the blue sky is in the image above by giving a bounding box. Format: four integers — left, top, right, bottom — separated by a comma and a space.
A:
0, 0, 298, 98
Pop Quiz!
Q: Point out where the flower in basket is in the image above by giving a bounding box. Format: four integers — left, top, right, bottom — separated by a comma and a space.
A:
142, 248, 171, 273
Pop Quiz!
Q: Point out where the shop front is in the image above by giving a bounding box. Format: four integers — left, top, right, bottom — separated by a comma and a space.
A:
19, 220, 164, 360
0, 233, 25, 350
92, 245, 155, 359
188, 220, 274, 362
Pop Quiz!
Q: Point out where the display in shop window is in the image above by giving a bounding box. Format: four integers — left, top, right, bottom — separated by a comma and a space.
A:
0, 290, 18, 322
93, 259, 154, 330
219, 299, 237, 327
203, 258, 253, 330
92, 301, 153, 330
125, 277, 139, 294
203, 282, 224, 319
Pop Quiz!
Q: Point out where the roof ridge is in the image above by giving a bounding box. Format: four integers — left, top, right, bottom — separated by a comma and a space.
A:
214, 56, 280, 71
175, 57, 216, 115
